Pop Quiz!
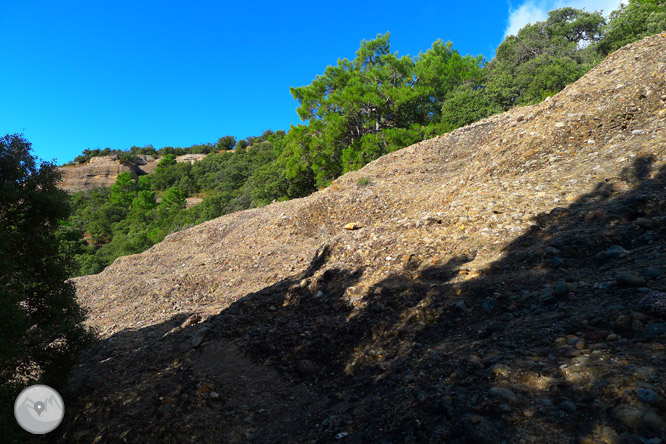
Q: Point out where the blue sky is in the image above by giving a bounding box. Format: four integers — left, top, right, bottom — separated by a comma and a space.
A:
0, 0, 622, 165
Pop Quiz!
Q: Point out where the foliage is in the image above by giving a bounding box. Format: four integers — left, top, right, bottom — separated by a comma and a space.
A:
289, 33, 483, 187
217, 135, 237, 150
598, 0, 666, 55
0, 134, 91, 440
65, 131, 304, 276
481, 7, 605, 109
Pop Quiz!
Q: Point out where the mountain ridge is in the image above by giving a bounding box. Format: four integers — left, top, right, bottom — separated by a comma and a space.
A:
58, 34, 666, 443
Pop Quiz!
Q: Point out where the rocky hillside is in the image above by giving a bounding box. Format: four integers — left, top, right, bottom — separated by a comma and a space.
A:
58, 153, 207, 193
54, 35, 666, 444
58, 155, 142, 193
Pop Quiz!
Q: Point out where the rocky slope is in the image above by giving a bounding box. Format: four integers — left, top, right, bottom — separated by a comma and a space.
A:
58, 155, 142, 193
53, 35, 666, 444
58, 153, 207, 192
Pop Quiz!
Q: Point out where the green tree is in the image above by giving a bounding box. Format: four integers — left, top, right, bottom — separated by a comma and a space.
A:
289, 33, 483, 186
109, 171, 137, 207
483, 7, 605, 108
0, 134, 91, 440
599, 0, 666, 55
413, 39, 485, 126
290, 33, 422, 184
216, 135, 237, 150
439, 84, 503, 132
158, 186, 186, 213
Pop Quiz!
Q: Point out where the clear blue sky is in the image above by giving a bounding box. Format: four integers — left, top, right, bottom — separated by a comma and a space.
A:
0, 0, 621, 165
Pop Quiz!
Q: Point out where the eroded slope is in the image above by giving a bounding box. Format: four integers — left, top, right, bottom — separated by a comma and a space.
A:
58, 35, 666, 444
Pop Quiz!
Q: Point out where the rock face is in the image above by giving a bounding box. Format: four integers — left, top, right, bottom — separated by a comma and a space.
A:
58, 36, 666, 443
58, 153, 208, 192
58, 155, 142, 193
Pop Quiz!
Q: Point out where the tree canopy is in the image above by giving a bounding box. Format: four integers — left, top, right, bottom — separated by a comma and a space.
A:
289, 33, 483, 186
0, 134, 91, 440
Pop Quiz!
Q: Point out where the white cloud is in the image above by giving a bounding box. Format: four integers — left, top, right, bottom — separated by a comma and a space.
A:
505, 1, 549, 38
504, 0, 626, 38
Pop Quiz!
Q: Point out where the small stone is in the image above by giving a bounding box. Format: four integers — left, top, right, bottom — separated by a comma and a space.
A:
195, 382, 213, 394
578, 426, 621, 444
555, 337, 567, 345
616, 273, 647, 288
635, 217, 656, 229
632, 319, 644, 332
489, 387, 517, 402
639, 291, 666, 316
538, 398, 554, 408
163, 326, 181, 337
523, 407, 536, 418
555, 122, 566, 128
481, 299, 497, 312
554, 281, 569, 298
344, 222, 361, 230
454, 300, 467, 311
617, 315, 633, 329
540, 287, 556, 304
605, 245, 630, 259
575, 340, 586, 350
565, 348, 581, 358
568, 336, 580, 346
191, 327, 209, 348
614, 404, 666, 431
634, 323, 666, 342
559, 401, 577, 413
607, 334, 620, 341
491, 364, 511, 378
642, 269, 661, 280
181, 313, 202, 329
637, 388, 661, 405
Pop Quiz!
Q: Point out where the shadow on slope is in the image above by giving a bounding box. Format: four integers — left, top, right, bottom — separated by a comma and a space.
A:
215, 155, 666, 443
54, 156, 666, 443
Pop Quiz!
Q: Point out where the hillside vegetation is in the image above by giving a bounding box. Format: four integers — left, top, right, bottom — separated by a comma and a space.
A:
59, 1, 666, 277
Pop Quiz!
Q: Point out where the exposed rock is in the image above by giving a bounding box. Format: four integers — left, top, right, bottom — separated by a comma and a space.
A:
58, 155, 141, 193
58, 153, 208, 192
191, 327, 209, 348
489, 387, 517, 402
181, 313, 202, 328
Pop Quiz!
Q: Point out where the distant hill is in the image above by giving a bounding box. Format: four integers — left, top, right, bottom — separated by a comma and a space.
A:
57, 35, 666, 443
